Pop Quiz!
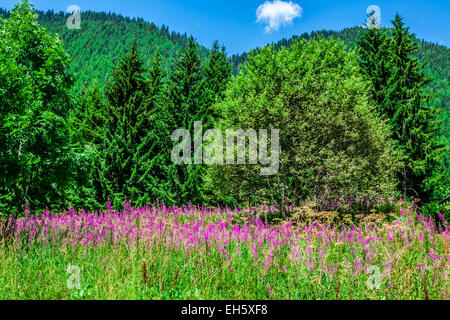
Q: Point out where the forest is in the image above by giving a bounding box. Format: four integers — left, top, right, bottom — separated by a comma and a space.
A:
232, 27, 450, 187
1, 1, 448, 216
0, 1, 449, 301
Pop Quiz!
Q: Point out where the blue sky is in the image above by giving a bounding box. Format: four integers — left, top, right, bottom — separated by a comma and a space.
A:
2, 0, 449, 53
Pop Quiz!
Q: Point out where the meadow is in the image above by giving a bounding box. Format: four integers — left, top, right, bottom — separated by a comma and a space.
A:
0, 199, 448, 300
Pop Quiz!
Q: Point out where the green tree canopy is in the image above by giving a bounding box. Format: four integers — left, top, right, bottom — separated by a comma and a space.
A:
0, 1, 84, 213
87, 43, 167, 207
206, 36, 401, 209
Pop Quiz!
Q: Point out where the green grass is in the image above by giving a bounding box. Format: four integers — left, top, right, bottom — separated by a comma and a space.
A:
0, 226, 448, 300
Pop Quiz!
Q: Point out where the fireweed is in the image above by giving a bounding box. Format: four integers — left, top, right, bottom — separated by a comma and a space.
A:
0, 201, 448, 300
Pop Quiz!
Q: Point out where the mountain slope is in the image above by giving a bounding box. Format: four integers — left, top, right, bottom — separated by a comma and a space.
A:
0, 8, 210, 92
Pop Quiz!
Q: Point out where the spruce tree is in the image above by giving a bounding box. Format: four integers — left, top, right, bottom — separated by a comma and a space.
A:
391, 15, 444, 202
358, 14, 444, 203
168, 36, 206, 128
98, 42, 156, 206
128, 52, 177, 205
357, 27, 392, 116
167, 36, 207, 204
204, 41, 233, 112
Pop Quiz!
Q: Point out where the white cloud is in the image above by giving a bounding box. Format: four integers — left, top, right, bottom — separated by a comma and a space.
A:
256, 0, 303, 33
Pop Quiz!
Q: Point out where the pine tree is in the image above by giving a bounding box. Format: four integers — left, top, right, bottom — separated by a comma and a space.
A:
168, 36, 205, 128
167, 36, 207, 204
204, 41, 233, 112
391, 15, 444, 203
128, 52, 177, 205
357, 27, 392, 116
358, 14, 445, 203
98, 42, 156, 206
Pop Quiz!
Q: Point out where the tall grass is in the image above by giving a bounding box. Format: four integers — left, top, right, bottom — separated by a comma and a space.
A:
0, 200, 448, 300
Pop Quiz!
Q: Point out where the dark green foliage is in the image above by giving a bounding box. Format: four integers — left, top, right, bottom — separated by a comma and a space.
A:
204, 41, 233, 119
73, 38, 232, 207
126, 52, 178, 205
165, 37, 211, 205
416, 41, 450, 201
168, 37, 206, 129
90, 43, 166, 206
358, 15, 446, 204
357, 27, 392, 115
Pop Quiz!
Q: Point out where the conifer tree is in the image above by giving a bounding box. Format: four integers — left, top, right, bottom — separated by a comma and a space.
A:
204, 40, 233, 116
167, 36, 207, 204
75, 81, 107, 145
390, 15, 444, 202
128, 52, 177, 205
66, 81, 108, 209
357, 27, 392, 116
98, 42, 156, 205
358, 14, 445, 203
168, 36, 206, 128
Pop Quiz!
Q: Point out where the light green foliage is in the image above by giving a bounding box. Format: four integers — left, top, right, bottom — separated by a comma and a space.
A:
233, 27, 450, 205
207, 37, 401, 208
0, 1, 85, 213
